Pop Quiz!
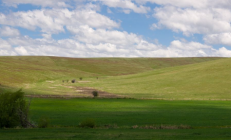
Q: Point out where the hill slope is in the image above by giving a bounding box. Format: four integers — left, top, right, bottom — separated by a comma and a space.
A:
1, 56, 228, 99
80, 58, 231, 100
0, 56, 220, 87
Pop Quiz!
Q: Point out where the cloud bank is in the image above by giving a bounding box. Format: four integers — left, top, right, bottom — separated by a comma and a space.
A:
0, 0, 231, 57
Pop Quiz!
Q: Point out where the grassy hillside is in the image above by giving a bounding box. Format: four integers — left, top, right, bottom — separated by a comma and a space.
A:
79, 58, 231, 99
0, 56, 219, 87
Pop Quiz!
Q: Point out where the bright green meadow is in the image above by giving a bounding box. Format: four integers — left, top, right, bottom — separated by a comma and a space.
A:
1, 56, 231, 139
1, 98, 231, 139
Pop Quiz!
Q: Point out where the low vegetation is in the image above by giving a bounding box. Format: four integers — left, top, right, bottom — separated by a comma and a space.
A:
79, 58, 231, 99
0, 98, 230, 139
0, 89, 34, 128
92, 91, 98, 97
79, 119, 96, 128
28, 98, 231, 128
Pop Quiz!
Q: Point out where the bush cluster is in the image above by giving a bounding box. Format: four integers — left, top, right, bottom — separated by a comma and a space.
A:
92, 91, 98, 98
0, 89, 33, 128
79, 119, 96, 128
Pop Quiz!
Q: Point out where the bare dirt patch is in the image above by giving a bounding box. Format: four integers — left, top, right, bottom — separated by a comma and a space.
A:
75, 87, 121, 98
25, 86, 121, 99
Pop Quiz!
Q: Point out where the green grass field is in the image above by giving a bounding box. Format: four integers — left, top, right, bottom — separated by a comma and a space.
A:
1, 98, 231, 140
1, 56, 231, 139
2, 128, 231, 140
29, 98, 231, 127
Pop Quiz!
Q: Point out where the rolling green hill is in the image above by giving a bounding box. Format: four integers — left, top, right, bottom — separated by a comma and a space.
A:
0, 56, 219, 85
0, 56, 227, 99
81, 58, 231, 100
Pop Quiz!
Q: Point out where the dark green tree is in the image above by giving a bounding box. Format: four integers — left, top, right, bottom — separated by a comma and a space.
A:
0, 89, 34, 128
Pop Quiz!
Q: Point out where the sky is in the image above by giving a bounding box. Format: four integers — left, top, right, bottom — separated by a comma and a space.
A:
0, 0, 231, 57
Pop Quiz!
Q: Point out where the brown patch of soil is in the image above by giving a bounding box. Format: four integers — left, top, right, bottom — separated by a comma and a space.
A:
75, 87, 121, 98
25, 86, 121, 99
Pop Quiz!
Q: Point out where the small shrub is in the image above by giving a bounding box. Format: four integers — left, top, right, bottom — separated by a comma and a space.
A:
79, 119, 95, 128
38, 117, 50, 128
71, 79, 76, 83
92, 91, 98, 97
79, 77, 82, 80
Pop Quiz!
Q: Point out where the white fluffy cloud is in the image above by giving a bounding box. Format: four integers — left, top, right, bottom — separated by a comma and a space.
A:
0, 26, 20, 37
145, 0, 231, 46
204, 33, 231, 46
67, 25, 140, 46
168, 40, 214, 57
152, 6, 231, 36
0, 38, 16, 55
0, 38, 11, 49
0, 0, 231, 57
0, 8, 119, 34
216, 47, 231, 57
1, 34, 230, 57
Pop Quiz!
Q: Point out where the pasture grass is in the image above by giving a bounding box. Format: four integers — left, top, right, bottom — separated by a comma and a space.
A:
1, 128, 231, 140
0, 56, 220, 86
1, 56, 227, 99
76, 58, 231, 99
1, 98, 231, 140
1, 56, 231, 139
29, 98, 231, 127
1, 57, 230, 100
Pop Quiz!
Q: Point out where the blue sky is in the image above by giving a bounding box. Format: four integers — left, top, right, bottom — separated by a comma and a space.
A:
0, 0, 231, 57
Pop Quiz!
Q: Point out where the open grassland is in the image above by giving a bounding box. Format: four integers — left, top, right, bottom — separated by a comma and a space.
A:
1, 57, 231, 139
0, 56, 225, 99
29, 98, 231, 127
76, 58, 231, 100
0, 56, 220, 86
1, 98, 231, 140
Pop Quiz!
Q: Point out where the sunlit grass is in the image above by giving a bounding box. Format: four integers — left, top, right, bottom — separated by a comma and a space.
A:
77, 58, 231, 99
